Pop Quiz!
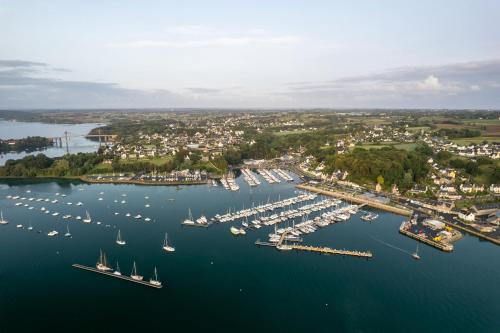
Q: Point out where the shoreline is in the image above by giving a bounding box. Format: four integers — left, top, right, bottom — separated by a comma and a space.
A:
296, 183, 412, 216
0, 175, 211, 187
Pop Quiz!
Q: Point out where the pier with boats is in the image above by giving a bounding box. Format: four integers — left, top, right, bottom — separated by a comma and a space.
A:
72, 251, 163, 289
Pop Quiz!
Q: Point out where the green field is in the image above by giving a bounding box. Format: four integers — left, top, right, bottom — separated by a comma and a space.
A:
357, 143, 417, 151
450, 136, 499, 145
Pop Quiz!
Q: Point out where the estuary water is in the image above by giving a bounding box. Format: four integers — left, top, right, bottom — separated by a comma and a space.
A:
0, 175, 498, 332
0, 120, 102, 165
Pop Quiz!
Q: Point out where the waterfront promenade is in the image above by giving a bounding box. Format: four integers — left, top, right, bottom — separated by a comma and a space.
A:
296, 184, 412, 216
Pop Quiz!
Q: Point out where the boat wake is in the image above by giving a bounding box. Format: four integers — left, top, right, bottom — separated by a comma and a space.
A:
369, 235, 412, 256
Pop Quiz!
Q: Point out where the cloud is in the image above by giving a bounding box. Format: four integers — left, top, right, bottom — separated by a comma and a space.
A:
280, 59, 500, 108
0, 59, 187, 108
108, 35, 301, 48
185, 87, 221, 94
417, 75, 442, 91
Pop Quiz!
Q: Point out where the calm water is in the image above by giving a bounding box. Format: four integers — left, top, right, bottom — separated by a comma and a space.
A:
0, 120, 102, 165
0, 175, 498, 332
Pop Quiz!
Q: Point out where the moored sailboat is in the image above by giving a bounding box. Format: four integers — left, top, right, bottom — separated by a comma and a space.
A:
116, 229, 126, 245
162, 232, 175, 252
0, 211, 8, 225
149, 267, 162, 287
130, 261, 143, 281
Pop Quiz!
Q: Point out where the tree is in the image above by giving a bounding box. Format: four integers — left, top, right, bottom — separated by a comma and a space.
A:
377, 175, 385, 185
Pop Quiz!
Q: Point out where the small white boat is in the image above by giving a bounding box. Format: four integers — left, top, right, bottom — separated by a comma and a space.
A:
64, 225, 71, 237
27, 223, 33, 231
230, 226, 241, 235
149, 267, 162, 287
113, 262, 122, 276
116, 230, 126, 245
144, 217, 151, 222
114, 212, 119, 215
52, 212, 59, 216
134, 214, 142, 219
83, 211, 92, 223
412, 245, 421, 260
96, 250, 112, 271
182, 209, 195, 225
121, 200, 126, 204
67, 202, 72, 205
98, 198, 104, 201
162, 233, 175, 252
145, 204, 150, 208
76, 202, 83, 206
125, 213, 131, 217
130, 262, 143, 281
0, 211, 8, 225
75, 215, 82, 220
16, 224, 23, 228
47, 230, 59, 237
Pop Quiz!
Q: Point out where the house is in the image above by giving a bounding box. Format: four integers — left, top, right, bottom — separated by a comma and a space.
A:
460, 184, 484, 193
458, 209, 476, 222
489, 184, 500, 194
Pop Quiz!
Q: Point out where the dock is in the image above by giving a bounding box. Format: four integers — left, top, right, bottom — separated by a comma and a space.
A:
399, 227, 453, 252
296, 184, 412, 216
290, 245, 373, 258
255, 236, 373, 259
72, 264, 163, 289
181, 222, 210, 228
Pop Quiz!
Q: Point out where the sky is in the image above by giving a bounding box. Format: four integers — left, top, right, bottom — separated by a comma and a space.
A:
1, 0, 500, 109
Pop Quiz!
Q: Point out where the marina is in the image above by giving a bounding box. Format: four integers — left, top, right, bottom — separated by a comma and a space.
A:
0, 176, 499, 332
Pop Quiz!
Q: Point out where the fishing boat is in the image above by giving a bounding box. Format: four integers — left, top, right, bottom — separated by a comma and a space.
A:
0, 211, 8, 225
182, 209, 195, 225
149, 267, 162, 287
130, 262, 143, 281
96, 250, 112, 271
116, 230, 126, 245
162, 233, 175, 252
64, 225, 71, 237
412, 245, 421, 260
83, 211, 92, 223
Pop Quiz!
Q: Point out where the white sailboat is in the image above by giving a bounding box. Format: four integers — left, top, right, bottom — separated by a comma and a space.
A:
113, 262, 122, 276
0, 211, 8, 225
412, 244, 421, 260
64, 225, 71, 237
83, 210, 92, 223
182, 208, 195, 225
149, 267, 162, 287
96, 250, 112, 271
130, 261, 143, 281
162, 233, 175, 252
116, 229, 126, 245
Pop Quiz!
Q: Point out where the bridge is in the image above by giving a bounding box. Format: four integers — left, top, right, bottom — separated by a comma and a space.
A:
48, 130, 117, 153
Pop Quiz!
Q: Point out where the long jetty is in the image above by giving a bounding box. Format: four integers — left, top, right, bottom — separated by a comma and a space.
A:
255, 237, 373, 259
290, 244, 373, 258
296, 184, 412, 216
72, 264, 162, 289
